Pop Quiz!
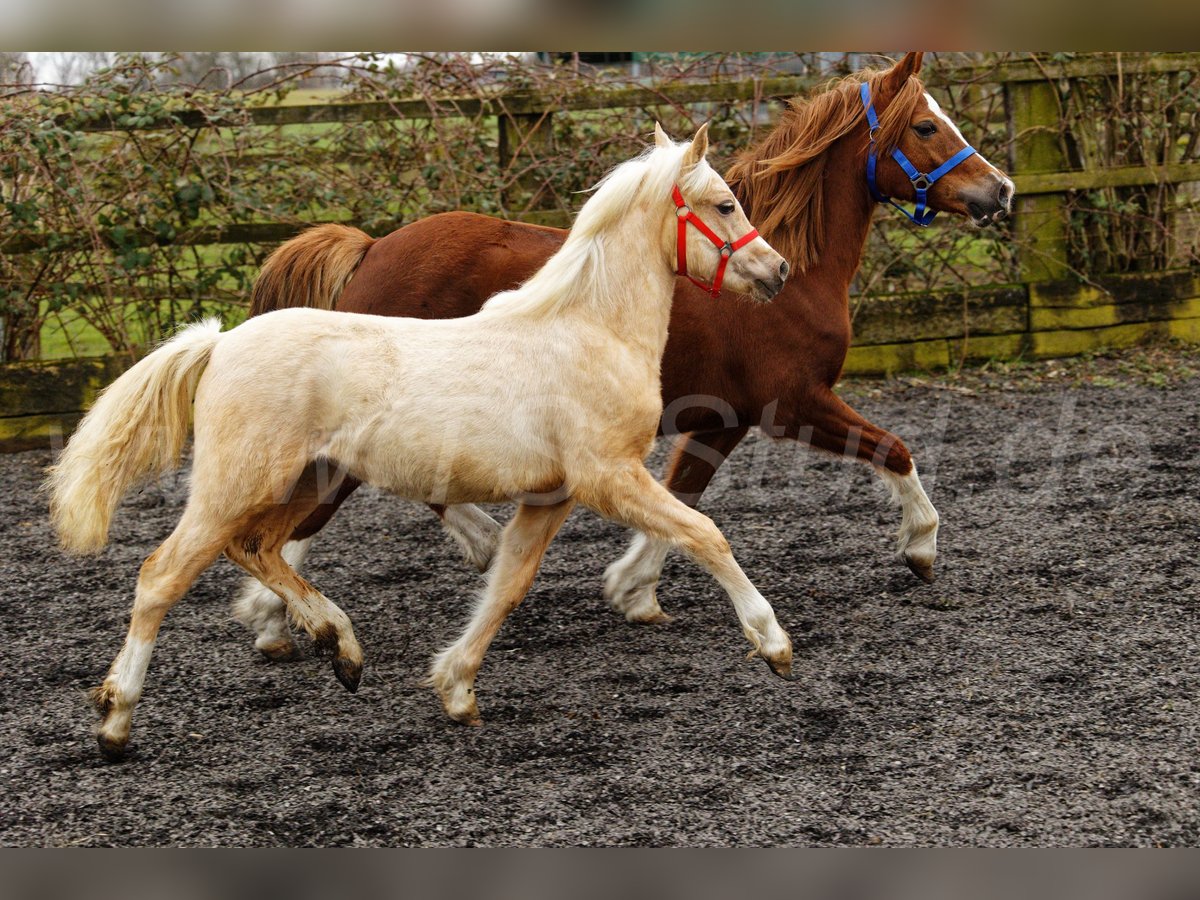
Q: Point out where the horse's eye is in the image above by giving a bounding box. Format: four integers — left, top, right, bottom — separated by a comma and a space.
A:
914, 121, 937, 138
717, 201, 736, 215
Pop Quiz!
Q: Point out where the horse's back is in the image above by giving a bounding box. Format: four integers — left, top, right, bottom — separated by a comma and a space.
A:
339, 211, 567, 319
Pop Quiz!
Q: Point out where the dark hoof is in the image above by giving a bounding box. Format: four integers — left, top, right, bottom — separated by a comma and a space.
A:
905, 556, 936, 584
333, 657, 362, 693
96, 733, 128, 762
764, 656, 797, 682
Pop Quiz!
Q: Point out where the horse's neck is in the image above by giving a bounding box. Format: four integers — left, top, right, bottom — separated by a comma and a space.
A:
783, 134, 875, 301
575, 213, 677, 358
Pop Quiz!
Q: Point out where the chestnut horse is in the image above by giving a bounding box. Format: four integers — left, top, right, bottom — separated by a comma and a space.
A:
236, 52, 1014, 657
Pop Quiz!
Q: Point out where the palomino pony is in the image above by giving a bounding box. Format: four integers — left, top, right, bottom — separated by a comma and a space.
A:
237, 51, 1015, 655
48, 125, 790, 760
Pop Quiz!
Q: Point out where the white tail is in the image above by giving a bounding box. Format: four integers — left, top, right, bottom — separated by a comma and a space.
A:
46, 318, 223, 555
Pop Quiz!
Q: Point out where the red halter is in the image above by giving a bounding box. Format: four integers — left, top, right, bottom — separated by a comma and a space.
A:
672, 184, 760, 298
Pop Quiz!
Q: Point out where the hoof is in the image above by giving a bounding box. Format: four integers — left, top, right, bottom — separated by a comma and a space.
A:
257, 639, 298, 663
627, 609, 674, 625
96, 732, 128, 762
763, 655, 796, 682
332, 657, 362, 693
905, 556, 936, 584
607, 584, 671, 624
445, 702, 482, 727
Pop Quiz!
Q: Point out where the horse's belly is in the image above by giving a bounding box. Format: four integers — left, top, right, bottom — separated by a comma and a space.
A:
329, 419, 564, 505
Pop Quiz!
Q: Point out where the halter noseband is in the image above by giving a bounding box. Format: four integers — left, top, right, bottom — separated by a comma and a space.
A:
859, 81, 977, 227
672, 184, 759, 298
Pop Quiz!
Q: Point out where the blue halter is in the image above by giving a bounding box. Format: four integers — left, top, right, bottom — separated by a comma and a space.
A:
859, 81, 977, 226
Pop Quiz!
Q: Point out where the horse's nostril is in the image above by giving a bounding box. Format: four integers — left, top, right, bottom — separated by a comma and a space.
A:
779, 260, 790, 280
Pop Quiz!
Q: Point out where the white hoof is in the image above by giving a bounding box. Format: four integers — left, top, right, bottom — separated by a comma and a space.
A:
425, 649, 482, 725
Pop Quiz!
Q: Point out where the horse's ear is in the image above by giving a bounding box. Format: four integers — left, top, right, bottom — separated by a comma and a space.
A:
653, 121, 672, 148
882, 51, 924, 94
682, 122, 710, 170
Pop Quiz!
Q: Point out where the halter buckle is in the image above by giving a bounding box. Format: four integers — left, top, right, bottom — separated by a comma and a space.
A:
720, 242, 732, 258
911, 173, 932, 190
676, 205, 690, 218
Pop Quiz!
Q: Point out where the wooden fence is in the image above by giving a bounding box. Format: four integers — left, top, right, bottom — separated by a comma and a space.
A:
2, 52, 1199, 450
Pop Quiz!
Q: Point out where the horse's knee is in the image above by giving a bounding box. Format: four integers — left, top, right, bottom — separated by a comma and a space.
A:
676, 518, 730, 564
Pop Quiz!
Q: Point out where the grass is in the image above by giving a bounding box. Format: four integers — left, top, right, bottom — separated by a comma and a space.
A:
38, 300, 249, 360
39, 312, 112, 359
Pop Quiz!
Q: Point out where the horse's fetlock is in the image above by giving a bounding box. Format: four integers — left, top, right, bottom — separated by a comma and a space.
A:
312, 622, 339, 656
89, 682, 117, 717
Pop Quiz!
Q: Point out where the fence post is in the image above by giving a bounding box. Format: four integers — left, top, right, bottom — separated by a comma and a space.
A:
1007, 77, 1070, 282
497, 111, 555, 216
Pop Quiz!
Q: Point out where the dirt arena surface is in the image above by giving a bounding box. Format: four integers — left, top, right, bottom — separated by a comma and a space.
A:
2, 373, 1198, 846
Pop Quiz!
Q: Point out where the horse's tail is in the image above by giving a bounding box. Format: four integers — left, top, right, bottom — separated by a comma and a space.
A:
249, 224, 375, 317
46, 318, 224, 555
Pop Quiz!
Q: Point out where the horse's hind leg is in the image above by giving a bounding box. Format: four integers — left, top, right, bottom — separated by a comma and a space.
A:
426, 498, 574, 725
232, 536, 312, 662
604, 426, 748, 623
234, 498, 501, 664
430, 503, 503, 573
232, 475, 360, 661
226, 504, 365, 692
93, 505, 233, 760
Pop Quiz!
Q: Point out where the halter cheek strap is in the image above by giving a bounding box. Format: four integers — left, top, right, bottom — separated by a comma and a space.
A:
672, 184, 759, 298
860, 81, 977, 227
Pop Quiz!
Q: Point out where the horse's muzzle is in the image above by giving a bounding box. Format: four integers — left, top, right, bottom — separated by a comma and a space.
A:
751, 259, 789, 301
962, 174, 1015, 228
754, 276, 787, 301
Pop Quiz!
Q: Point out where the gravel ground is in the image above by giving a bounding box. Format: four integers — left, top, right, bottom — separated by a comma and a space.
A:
2, 376, 1198, 846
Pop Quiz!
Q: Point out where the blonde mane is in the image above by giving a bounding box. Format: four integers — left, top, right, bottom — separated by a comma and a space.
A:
479, 138, 709, 319
726, 69, 925, 274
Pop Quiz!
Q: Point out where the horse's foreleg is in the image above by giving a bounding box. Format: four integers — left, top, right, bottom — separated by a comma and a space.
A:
585, 464, 792, 679
425, 498, 574, 725
802, 389, 938, 583
93, 506, 233, 760
604, 427, 748, 623
430, 503, 503, 573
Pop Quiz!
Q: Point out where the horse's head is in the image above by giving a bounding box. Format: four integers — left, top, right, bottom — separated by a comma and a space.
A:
868, 52, 1015, 227
662, 122, 789, 302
